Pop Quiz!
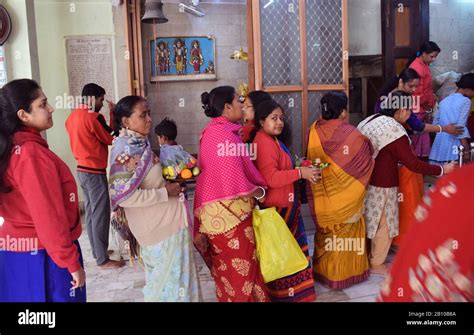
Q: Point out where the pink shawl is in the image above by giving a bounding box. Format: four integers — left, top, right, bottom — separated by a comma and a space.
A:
194, 116, 266, 215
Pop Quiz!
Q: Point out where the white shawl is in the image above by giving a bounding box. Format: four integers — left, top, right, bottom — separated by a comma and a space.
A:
357, 114, 409, 159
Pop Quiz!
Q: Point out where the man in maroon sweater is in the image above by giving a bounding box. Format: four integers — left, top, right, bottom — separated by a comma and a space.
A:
66, 83, 124, 269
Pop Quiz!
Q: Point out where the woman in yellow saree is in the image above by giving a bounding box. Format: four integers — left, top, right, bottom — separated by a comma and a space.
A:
306, 92, 375, 289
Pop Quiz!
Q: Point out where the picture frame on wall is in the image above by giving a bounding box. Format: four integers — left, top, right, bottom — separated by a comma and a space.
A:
150, 35, 216, 82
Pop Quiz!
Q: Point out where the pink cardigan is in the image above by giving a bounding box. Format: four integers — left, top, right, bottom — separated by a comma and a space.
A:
410, 57, 436, 113
253, 131, 300, 208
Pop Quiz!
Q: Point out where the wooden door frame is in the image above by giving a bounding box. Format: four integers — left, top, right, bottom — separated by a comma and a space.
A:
124, 1, 134, 95
124, 0, 145, 96
381, 0, 429, 81
247, 0, 349, 154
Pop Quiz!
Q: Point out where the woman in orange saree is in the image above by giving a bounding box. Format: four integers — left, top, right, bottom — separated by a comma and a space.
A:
306, 92, 375, 289
394, 166, 424, 246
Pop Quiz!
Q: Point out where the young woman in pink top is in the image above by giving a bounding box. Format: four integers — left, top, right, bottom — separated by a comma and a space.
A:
408, 41, 441, 157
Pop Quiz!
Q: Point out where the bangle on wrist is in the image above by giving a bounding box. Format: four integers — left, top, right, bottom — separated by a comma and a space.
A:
438, 165, 444, 177
438, 125, 443, 133
254, 187, 266, 201
297, 167, 302, 179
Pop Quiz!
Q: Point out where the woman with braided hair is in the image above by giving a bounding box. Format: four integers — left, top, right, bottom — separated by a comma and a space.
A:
0, 79, 86, 302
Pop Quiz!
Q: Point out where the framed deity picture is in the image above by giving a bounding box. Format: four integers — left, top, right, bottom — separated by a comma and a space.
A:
150, 35, 216, 82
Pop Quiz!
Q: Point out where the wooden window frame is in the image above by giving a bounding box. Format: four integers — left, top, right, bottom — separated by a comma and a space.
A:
247, 0, 349, 154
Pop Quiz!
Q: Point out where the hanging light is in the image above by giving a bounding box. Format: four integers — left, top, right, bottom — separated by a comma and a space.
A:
230, 47, 248, 61
142, 0, 168, 24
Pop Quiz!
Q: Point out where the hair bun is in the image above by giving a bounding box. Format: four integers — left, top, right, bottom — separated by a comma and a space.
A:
201, 92, 213, 116
201, 92, 210, 106
320, 97, 332, 119
320, 92, 348, 120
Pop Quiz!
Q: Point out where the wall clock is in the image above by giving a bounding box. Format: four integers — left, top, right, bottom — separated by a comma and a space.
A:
0, 5, 12, 45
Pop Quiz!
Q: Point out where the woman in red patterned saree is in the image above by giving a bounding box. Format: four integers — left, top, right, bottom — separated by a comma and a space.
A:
378, 164, 473, 302
194, 86, 269, 302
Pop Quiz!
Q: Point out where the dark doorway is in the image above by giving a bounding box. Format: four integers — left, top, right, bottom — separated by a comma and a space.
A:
381, 0, 429, 80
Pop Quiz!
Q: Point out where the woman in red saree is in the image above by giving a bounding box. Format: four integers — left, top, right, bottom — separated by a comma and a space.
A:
194, 86, 269, 302
379, 164, 473, 302
250, 99, 319, 302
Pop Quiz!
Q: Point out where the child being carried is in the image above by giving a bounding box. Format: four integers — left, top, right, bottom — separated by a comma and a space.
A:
155, 117, 200, 180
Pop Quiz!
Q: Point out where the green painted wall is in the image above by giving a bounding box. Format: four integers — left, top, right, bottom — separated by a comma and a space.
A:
34, 0, 116, 199
1, 0, 34, 79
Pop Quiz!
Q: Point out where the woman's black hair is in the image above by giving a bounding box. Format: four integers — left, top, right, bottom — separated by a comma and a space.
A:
201, 86, 236, 118
378, 68, 421, 99
113, 95, 146, 132
456, 73, 474, 90
419, 41, 441, 55
379, 90, 413, 118
320, 91, 348, 120
247, 90, 272, 108
0, 79, 42, 193
406, 41, 441, 68
248, 99, 291, 146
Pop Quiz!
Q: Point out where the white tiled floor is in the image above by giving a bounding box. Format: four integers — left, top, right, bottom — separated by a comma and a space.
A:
81, 201, 394, 302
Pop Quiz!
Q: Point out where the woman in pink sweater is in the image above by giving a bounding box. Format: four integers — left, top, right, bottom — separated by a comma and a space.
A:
408, 41, 441, 157
194, 86, 270, 302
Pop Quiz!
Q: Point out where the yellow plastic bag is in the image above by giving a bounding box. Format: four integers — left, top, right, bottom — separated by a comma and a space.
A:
252, 206, 309, 283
